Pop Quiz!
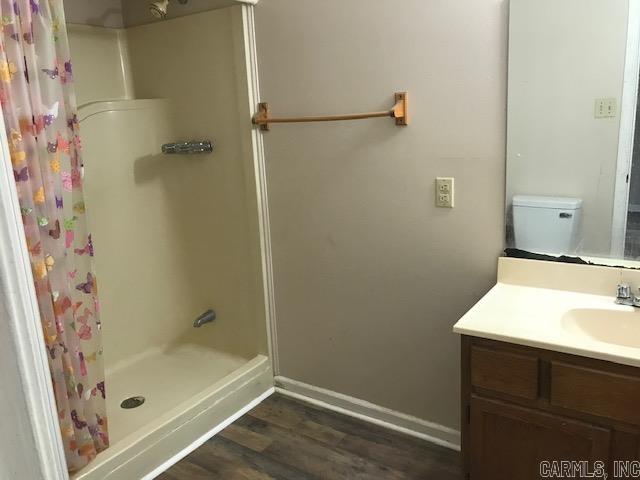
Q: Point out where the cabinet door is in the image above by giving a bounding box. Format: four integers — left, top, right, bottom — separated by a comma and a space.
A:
470, 396, 610, 480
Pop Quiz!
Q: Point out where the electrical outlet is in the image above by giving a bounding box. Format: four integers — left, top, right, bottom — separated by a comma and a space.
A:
438, 193, 451, 205
595, 98, 617, 118
436, 177, 454, 207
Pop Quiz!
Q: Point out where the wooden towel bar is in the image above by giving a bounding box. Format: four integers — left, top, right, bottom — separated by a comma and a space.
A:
252, 92, 409, 131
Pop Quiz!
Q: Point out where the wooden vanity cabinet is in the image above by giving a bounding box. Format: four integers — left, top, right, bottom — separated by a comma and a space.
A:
461, 336, 640, 480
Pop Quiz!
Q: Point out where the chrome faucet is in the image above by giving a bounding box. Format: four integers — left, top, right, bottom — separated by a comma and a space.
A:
193, 309, 216, 327
615, 283, 640, 307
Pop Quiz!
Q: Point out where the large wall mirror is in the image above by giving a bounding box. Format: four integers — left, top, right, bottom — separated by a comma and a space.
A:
506, 0, 640, 263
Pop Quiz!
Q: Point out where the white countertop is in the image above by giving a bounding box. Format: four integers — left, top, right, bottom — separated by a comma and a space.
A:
453, 258, 640, 368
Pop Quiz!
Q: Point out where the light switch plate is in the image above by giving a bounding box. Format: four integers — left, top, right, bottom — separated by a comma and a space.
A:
436, 177, 454, 208
595, 98, 617, 118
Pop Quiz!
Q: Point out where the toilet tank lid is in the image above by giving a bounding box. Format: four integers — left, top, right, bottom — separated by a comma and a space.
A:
513, 195, 583, 209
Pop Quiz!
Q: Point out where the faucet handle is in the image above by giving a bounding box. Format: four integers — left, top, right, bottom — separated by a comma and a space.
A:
617, 283, 631, 299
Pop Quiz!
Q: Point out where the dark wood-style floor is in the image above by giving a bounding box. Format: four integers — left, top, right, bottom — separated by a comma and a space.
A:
157, 394, 462, 480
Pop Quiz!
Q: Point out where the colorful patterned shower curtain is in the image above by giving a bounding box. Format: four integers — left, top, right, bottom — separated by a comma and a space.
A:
1, 0, 108, 472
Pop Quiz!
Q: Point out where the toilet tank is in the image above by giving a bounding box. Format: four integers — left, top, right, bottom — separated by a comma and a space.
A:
512, 195, 583, 255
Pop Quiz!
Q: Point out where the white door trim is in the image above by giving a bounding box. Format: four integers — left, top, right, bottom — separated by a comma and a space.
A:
0, 112, 68, 477
612, 0, 640, 258
241, 4, 280, 374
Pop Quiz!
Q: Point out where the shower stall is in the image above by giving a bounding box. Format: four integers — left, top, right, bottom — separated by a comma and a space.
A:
61, 3, 273, 479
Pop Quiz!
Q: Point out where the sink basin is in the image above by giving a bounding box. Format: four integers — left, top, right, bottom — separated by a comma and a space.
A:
562, 308, 640, 349
453, 259, 640, 367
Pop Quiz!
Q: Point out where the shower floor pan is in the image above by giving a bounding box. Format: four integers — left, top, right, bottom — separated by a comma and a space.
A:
71, 345, 272, 480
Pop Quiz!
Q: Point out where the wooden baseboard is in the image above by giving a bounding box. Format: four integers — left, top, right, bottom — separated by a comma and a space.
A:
274, 376, 461, 451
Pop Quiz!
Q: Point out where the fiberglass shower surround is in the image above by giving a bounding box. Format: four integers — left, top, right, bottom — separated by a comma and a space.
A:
60, 5, 272, 478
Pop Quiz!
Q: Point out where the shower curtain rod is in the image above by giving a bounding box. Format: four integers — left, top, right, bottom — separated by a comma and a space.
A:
252, 91, 408, 131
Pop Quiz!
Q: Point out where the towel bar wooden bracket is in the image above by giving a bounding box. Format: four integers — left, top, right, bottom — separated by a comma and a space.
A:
252, 91, 409, 131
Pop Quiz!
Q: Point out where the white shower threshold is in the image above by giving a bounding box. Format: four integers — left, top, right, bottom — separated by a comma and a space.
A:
71, 349, 273, 480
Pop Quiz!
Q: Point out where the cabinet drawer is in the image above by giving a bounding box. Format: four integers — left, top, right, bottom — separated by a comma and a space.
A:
471, 346, 539, 399
551, 362, 640, 426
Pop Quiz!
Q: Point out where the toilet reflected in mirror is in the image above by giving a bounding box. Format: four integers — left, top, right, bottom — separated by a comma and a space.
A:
512, 195, 582, 256
505, 0, 637, 262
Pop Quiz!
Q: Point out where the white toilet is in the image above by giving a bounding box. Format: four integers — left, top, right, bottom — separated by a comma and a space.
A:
512, 195, 583, 255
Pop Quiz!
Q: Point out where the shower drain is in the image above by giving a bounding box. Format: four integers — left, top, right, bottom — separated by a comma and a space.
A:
120, 396, 145, 409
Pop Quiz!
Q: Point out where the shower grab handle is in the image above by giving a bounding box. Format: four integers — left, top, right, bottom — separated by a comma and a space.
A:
161, 140, 213, 154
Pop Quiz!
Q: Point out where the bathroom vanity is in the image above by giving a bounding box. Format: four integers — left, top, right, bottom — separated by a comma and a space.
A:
461, 336, 640, 479
454, 258, 640, 480
459, 0, 640, 475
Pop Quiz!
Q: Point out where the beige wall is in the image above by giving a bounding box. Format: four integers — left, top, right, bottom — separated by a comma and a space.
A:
72, 7, 268, 366
506, 0, 629, 256
121, 0, 255, 27
255, 0, 507, 430
125, 7, 268, 359
64, 0, 255, 29
67, 25, 133, 106
63, 0, 124, 28
80, 100, 183, 370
